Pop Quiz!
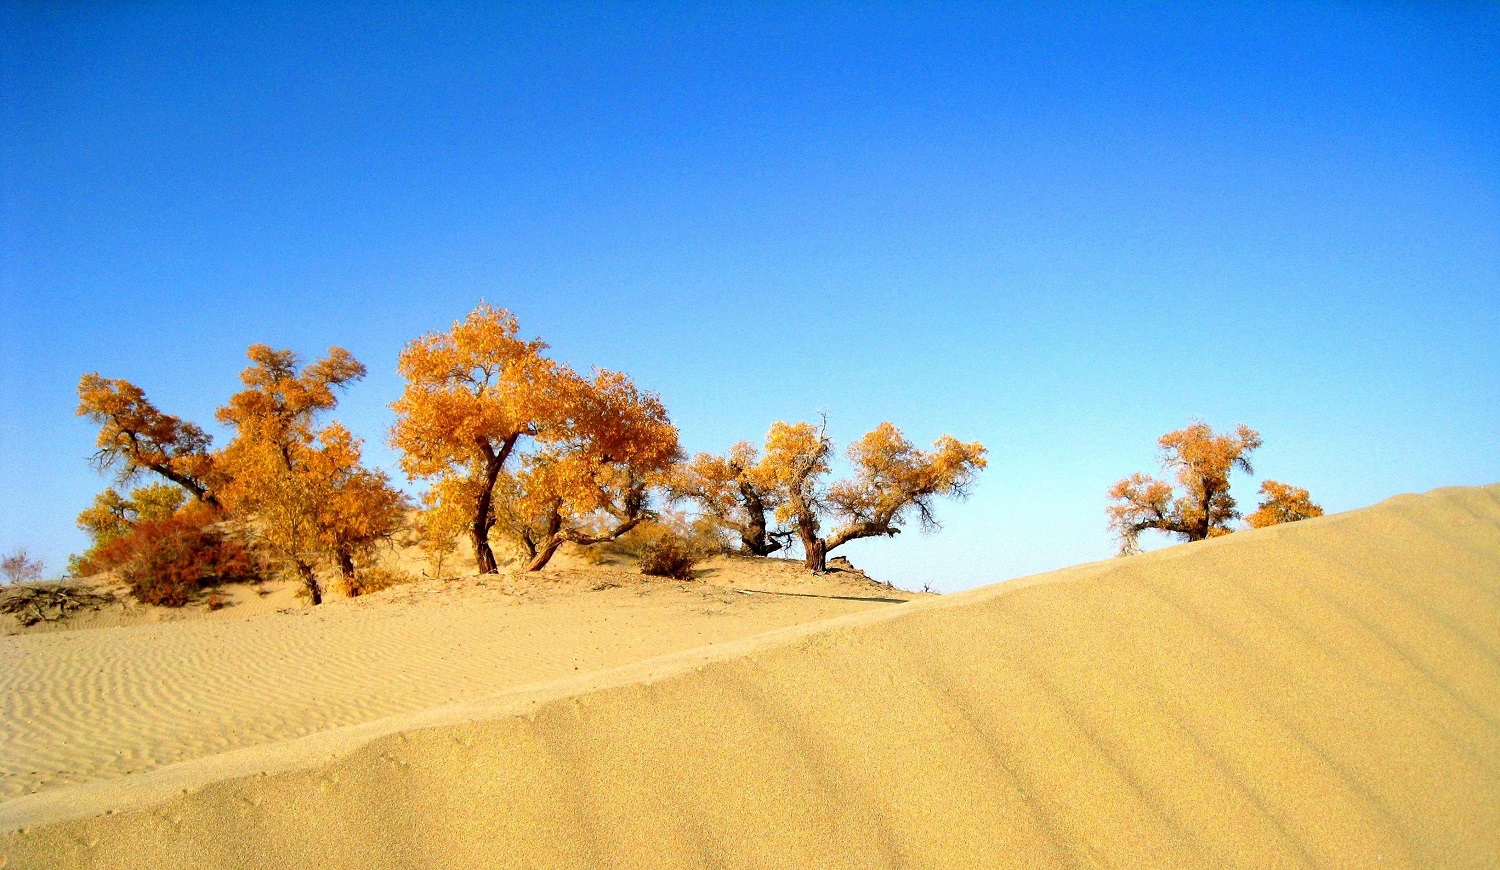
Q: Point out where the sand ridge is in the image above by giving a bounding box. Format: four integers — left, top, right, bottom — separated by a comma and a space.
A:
3, 484, 1498, 868
1, 558, 914, 804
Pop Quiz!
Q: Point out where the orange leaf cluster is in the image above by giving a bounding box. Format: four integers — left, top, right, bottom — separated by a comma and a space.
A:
1245, 480, 1324, 529
217, 347, 407, 603
1108, 422, 1318, 554
76, 374, 220, 505
674, 419, 987, 572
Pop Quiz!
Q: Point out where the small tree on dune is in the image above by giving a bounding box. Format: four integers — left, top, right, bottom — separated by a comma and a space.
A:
1, 548, 45, 585
761, 420, 988, 572
1107, 422, 1261, 555
1245, 480, 1324, 529
495, 369, 681, 571
76, 374, 221, 506
70, 483, 189, 575
77, 484, 187, 546
1107, 422, 1320, 554
217, 345, 406, 604
761, 420, 835, 570
390, 305, 574, 575
667, 441, 790, 556
822, 423, 988, 560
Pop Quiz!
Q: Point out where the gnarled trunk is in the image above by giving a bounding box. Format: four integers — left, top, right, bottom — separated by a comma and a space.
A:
296, 560, 322, 606
525, 537, 566, 572
470, 436, 519, 575
803, 537, 827, 573
738, 482, 782, 556
336, 546, 356, 584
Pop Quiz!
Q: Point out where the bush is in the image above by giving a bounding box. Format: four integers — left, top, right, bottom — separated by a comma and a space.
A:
638, 534, 699, 581
101, 517, 260, 607
343, 566, 413, 597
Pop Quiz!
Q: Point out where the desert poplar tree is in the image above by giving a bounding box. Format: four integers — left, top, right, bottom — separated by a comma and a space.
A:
1107, 422, 1263, 554
390, 305, 574, 575
762, 420, 987, 572
762, 420, 835, 570
496, 369, 681, 571
668, 441, 789, 556
218, 345, 405, 603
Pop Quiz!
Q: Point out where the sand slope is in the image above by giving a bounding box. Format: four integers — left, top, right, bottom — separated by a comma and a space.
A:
4, 484, 1498, 868
1, 559, 910, 802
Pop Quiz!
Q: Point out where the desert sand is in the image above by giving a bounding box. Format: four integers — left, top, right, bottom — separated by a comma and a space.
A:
3, 483, 1498, 868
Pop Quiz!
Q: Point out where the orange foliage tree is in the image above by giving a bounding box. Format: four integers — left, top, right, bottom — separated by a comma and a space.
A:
217, 345, 406, 603
76, 374, 221, 506
390, 305, 573, 574
492, 369, 680, 571
759, 420, 988, 572
1107, 422, 1268, 554
70, 483, 188, 575
1245, 480, 1324, 528
667, 441, 789, 556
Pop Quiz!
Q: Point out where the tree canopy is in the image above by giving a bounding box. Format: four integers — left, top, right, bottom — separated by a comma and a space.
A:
1108, 423, 1319, 554
76, 374, 220, 506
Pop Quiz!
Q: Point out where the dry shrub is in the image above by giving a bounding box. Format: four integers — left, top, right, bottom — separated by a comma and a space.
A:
100, 517, 260, 607
343, 566, 413, 597
638, 534, 700, 581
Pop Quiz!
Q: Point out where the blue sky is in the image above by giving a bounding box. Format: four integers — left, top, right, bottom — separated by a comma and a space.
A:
2, 2, 1496, 591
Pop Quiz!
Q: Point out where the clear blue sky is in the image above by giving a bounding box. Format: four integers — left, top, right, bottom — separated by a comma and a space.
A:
2, 2, 1496, 591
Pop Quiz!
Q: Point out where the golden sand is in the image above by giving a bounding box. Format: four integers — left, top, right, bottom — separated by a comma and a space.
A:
3, 484, 1497, 868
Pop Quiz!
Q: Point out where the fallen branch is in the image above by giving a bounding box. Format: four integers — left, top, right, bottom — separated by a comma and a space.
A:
0, 581, 116, 626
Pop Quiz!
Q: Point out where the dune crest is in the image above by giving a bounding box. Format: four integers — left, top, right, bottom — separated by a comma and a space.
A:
4, 484, 1499, 868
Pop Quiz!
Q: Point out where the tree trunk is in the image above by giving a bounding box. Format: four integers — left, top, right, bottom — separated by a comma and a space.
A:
738, 482, 781, 556
525, 537, 566, 572
296, 560, 322, 606
336, 547, 355, 583
803, 538, 827, 573
470, 449, 507, 575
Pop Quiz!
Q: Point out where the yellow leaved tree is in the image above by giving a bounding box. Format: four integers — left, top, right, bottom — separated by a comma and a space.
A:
1245, 480, 1324, 528
493, 369, 680, 571
1107, 422, 1319, 554
217, 345, 406, 603
730, 419, 987, 572
667, 441, 789, 556
389, 304, 574, 574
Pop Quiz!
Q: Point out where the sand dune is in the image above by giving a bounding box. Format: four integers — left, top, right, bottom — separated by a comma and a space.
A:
3, 484, 1498, 868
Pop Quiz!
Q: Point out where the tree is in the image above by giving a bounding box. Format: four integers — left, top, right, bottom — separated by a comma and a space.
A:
71, 483, 188, 576
390, 304, 573, 574
823, 423, 988, 556
1107, 422, 1262, 555
2, 548, 45, 585
217, 345, 404, 604
762, 420, 834, 570
1245, 480, 1323, 529
301, 424, 410, 584
668, 442, 789, 556
77, 484, 187, 546
495, 369, 681, 571
76, 374, 220, 506
763, 420, 988, 572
